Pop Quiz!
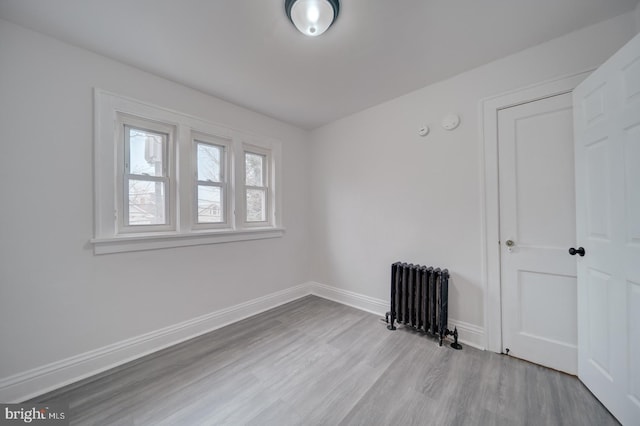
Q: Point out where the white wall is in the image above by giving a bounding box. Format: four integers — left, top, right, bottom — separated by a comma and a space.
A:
309, 12, 637, 341
0, 19, 311, 384
1, 6, 638, 401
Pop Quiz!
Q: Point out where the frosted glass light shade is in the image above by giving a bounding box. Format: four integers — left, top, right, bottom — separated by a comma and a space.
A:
286, 0, 339, 37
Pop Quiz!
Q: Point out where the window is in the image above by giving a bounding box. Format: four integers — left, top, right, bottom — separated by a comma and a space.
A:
193, 133, 230, 227
125, 127, 168, 226
244, 150, 269, 223
117, 116, 176, 233
93, 89, 283, 254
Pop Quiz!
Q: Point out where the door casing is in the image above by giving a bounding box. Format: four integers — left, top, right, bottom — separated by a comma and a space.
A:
480, 69, 593, 353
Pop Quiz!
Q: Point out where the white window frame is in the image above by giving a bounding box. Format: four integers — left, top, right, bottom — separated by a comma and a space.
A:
118, 115, 176, 233
192, 132, 233, 230
92, 89, 284, 254
242, 145, 271, 227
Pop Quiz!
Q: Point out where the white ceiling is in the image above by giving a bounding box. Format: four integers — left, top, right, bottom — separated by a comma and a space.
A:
1, 0, 638, 129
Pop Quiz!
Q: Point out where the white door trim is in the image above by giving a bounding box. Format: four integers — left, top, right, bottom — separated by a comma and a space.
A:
479, 69, 594, 353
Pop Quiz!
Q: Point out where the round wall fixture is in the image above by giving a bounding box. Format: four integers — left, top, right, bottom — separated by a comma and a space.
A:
285, 0, 340, 37
442, 114, 460, 131
418, 126, 430, 137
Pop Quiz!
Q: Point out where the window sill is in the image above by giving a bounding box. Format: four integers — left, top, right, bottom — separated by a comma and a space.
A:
91, 227, 285, 255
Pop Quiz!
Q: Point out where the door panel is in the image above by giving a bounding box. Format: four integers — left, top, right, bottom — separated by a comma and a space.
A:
585, 138, 611, 240
586, 268, 611, 377
629, 280, 640, 405
625, 125, 640, 243
518, 270, 577, 345
573, 32, 640, 426
498, 92, 577, 374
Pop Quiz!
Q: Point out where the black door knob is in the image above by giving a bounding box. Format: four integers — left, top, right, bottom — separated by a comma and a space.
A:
569, 247, 585, 257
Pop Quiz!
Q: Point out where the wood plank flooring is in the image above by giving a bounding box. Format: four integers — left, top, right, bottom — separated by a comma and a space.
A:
30, 296, 619, 425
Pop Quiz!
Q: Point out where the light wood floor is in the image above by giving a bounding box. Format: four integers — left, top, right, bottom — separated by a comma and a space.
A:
31, 296, 618, 425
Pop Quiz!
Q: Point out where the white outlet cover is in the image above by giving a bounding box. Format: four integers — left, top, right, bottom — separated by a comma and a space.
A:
418, 125, 430, 136
442, 114, 460, 131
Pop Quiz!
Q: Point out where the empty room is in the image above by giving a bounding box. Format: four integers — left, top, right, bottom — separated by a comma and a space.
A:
1, 0, 639, 424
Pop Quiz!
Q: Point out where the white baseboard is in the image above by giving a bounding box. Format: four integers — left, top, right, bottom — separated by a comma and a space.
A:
446, 319, 486, 350
309, 282, 388, 317
0, 283, 310, 403
309, 281, 486, 350
0, 281, 485, 403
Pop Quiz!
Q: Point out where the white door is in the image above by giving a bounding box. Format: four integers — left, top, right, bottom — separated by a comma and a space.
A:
573, 33, 640, 426
498, 92, 578, 374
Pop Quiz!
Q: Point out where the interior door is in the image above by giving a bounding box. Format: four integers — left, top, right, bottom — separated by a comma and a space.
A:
573, 33, 640, 426
498, 92, 578, 374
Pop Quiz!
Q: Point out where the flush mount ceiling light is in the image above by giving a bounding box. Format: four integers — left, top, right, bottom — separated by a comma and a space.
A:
285, 0, 339, 37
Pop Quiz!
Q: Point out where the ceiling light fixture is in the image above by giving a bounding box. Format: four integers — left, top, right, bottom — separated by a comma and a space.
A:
285, 0, 339, 37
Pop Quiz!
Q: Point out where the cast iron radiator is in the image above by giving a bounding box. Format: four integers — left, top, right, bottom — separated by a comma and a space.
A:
385, 262, 462, 349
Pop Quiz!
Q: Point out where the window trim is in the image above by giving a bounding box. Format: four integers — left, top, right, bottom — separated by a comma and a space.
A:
243, 146, 271, 226
118, 116, 176, 233
92, 89, 284, 254
192, 132, 233, 230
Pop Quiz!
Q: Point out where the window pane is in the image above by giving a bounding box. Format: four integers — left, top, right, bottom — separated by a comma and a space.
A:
245, 152, 264, 187
198, 185, 223, 223
128, 179, 166, 225
128, 128, 165, 176
197, 143, 222, 182
246, 188, 266, 222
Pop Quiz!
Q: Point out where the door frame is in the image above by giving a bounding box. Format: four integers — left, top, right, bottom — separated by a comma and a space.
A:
480, 69, 593, 353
